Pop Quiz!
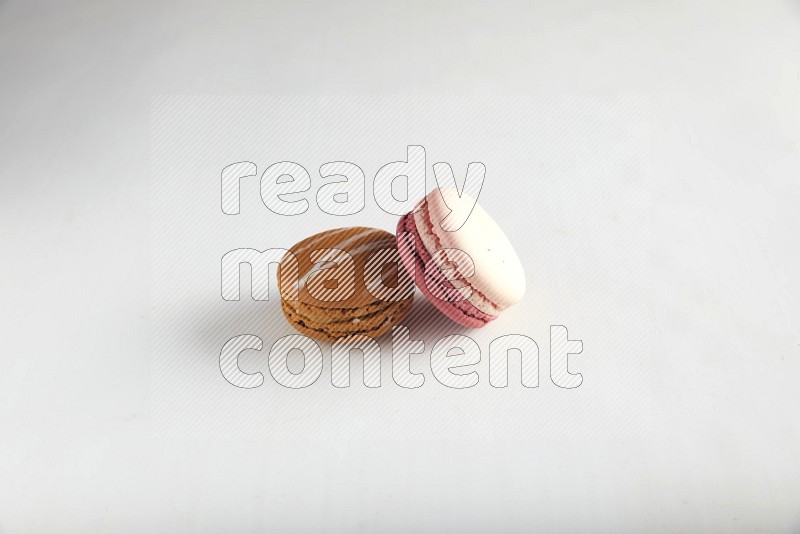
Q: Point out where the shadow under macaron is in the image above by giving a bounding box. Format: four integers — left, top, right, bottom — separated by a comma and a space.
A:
399, 292, 472, 346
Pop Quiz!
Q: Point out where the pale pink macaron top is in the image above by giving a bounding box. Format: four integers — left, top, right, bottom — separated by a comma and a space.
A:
412, 187, 526, 316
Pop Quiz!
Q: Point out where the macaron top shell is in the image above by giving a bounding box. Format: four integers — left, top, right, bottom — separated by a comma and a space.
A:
280, 227, 408, 309
414, 187, 525, 311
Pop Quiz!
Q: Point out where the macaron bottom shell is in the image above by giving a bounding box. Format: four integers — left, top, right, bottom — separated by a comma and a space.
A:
396, 212, 497, 329
281, 296, 413, 343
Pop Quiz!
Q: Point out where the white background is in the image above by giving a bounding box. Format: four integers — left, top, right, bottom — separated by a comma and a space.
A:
1, 1, 799, 532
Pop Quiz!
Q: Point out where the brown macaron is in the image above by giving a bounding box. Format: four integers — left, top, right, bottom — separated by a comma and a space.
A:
278, 227, 414, 342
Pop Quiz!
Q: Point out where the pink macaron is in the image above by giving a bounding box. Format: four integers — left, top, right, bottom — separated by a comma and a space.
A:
396, 187, 526, 328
